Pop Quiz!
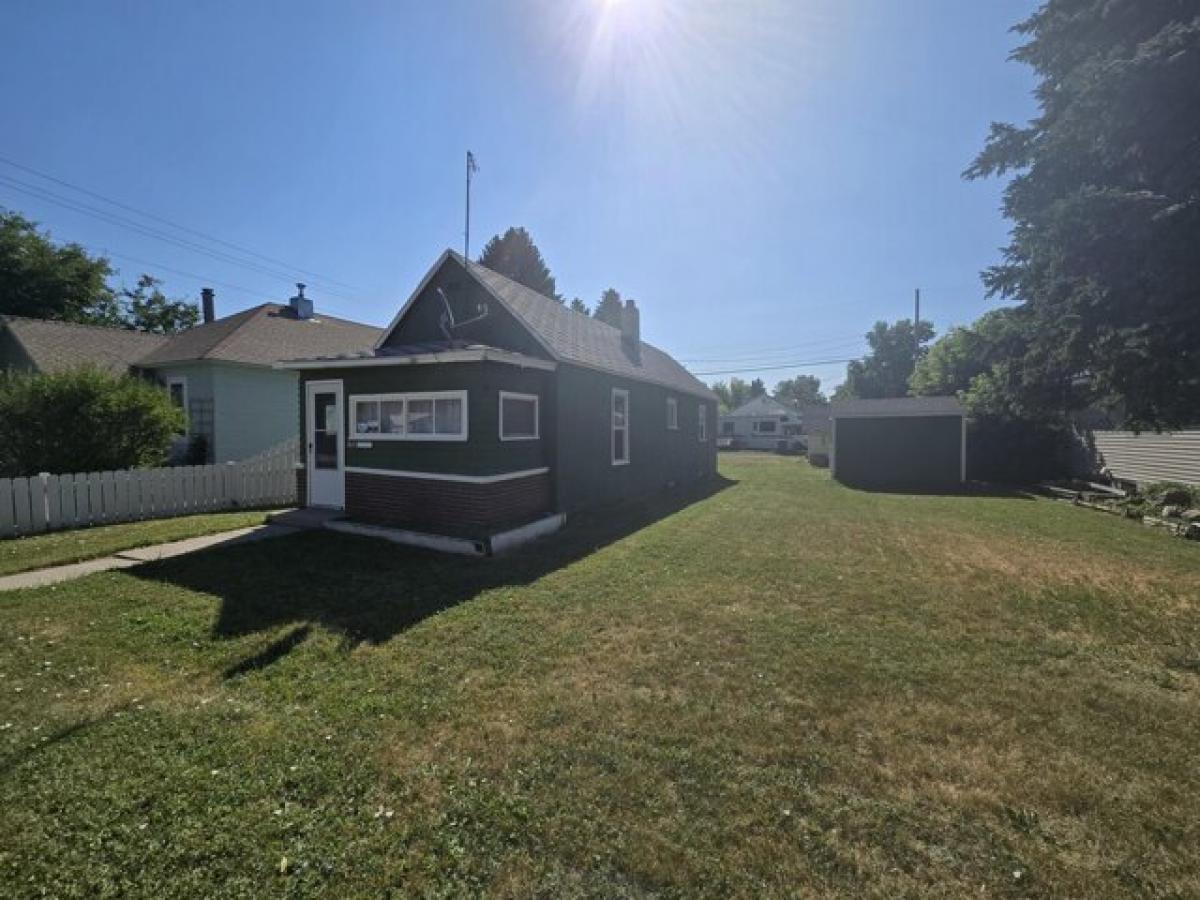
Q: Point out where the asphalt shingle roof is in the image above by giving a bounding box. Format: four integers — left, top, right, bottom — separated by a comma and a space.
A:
0, 316, 168, 375
462, 255, 715, 401
723, 395, 801, 419
138, 304, 381, 367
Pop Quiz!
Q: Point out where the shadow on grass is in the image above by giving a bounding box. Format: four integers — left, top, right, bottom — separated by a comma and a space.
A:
836, 480, 1039, 500
0, 702, 132, 776
128, 476, 734, 672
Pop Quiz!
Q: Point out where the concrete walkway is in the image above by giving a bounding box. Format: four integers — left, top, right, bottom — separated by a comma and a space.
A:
0, 521, 304, 592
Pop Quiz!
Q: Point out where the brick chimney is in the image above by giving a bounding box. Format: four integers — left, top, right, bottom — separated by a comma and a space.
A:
289, 283, 313, 320
201, 287, 215, 324
620, 298, 641, 362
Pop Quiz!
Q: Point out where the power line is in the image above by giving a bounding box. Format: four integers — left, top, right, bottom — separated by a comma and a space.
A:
691, 357, 858, 377
679, 336, 865, 363
0, 174, 360, 302
0, 153, 361, 293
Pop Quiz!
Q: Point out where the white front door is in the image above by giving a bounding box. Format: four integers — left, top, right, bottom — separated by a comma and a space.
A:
306, 380, 344, 509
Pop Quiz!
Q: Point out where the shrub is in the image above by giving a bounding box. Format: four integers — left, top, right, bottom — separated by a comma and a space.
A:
966, 416, 1072, 484
0, 367, 185, 477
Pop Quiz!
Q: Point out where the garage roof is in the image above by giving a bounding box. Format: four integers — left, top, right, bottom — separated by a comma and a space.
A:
832, 396, 964, 418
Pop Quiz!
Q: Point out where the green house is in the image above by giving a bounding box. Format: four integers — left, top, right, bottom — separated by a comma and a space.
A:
280, 250, 718, 543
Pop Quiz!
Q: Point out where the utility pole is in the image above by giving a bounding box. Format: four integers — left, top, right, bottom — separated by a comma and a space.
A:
464, 151, 478, 264
914, 287, 922, 366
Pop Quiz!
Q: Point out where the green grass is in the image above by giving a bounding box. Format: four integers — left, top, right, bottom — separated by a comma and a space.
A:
1, 455, 1197, 897
0, 510, 279, 577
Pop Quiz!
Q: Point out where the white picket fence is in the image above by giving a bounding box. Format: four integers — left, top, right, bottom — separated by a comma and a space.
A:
0, 441, 298, 539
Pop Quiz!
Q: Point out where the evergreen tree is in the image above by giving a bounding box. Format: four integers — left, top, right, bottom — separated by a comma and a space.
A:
593, 288, 624, 327
967, 1, 1200, 428
477, 226, 562, 302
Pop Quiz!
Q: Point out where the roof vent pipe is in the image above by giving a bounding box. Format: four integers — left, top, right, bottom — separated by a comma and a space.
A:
200, 287, 215, 324
290, 283, 313, 320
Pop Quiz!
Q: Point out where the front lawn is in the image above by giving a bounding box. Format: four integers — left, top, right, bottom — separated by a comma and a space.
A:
0, 510, 279, 577
1, 455, 1197, 897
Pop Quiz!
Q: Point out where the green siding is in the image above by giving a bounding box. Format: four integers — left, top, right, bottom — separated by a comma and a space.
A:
300, 363, 552, 477
554, 364, 718, 513
834, 416, 963, 490
0, 326, 36, 373
149, 361, 299, 463
382, 257, 549, 359
211, 364, 299, 462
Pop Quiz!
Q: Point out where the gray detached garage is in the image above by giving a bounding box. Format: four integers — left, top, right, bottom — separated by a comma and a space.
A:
831, 397, 966, 491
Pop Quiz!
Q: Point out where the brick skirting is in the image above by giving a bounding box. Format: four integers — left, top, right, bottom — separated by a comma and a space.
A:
344, 470, 551, 536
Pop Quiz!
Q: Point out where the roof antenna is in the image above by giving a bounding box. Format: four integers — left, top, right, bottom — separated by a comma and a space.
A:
436, 287, 488, 341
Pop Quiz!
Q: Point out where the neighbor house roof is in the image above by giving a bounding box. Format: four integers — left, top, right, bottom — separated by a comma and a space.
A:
0, 315, 168, 375
376, 250, 715, 400
138, 303, 381, 367
722, 394, 801, 419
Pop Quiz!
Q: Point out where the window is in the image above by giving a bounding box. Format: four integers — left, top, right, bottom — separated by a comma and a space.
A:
499, 391, 539, 440
166, 377, 188, 431
721, 420, 735, 436
612, 388, 630, 465
167, 377, 187, 412
753, 419, 778, 434
666, 397, 678, 430
348, 391, 467, 441
698, 403, 708, 442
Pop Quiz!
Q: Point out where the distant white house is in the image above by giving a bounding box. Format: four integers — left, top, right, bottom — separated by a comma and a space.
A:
718, 394, 804, 451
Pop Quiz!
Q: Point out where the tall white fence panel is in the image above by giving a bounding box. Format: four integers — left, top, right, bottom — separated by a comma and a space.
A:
0, 441, 298, 538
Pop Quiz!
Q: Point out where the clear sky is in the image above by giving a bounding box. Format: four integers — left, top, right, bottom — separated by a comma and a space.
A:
0, 0, 1038, 391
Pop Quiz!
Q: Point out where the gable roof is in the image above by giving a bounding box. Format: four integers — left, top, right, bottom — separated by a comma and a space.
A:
0, 316, 168, 375
378, 250, 715, 401
723, 394, 801, 419
138, 303, 381, 367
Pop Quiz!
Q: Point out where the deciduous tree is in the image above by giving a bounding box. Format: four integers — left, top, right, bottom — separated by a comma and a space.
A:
0, 210, 119, 324
834, 319, 934, 400
120, 275, 199, 334
774, 375, 826, 407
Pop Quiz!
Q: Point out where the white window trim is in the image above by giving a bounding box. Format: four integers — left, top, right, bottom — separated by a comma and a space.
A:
612, 387, 630, 466
698, 403, 709, 442
348, 390, 468, 442
498, 391, 540, 441
666, 396, 678, 430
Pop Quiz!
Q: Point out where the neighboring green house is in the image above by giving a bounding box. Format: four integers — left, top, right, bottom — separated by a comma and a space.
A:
279, 250, 718, 543
0, 289, 380, 463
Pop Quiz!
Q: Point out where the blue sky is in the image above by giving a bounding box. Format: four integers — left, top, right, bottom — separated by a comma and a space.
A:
0, 0, 1037, 391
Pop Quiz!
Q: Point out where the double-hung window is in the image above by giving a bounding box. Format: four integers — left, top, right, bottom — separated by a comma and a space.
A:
612, 388, 630, 465
698, 403, 709, 442
666, 396, 678, 430
349, 391, 467, 441
499, 391, 539, 440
